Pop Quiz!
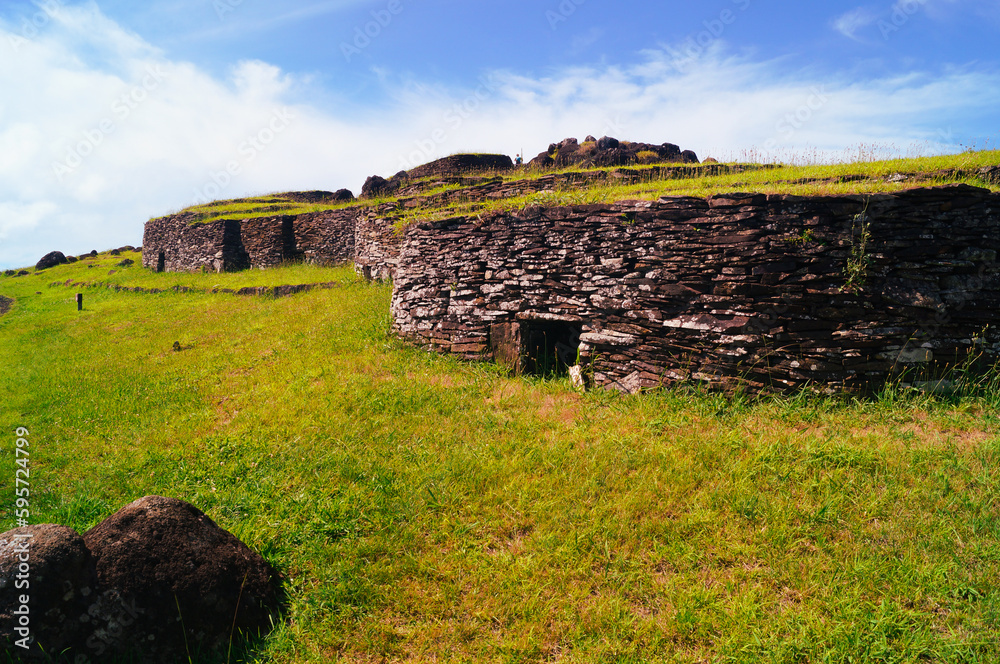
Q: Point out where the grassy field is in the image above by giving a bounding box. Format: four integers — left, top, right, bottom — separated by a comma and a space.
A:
3, 253, 1000, 663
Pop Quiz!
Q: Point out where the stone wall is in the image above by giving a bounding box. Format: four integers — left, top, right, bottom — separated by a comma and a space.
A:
141, 214, 249, 273
390, 184, 1000, 394
240, 216, 296, 269
293, 209, 357, 265
354, 206, 403, 281
143, 209, 358, 272
142, 165, 773, 275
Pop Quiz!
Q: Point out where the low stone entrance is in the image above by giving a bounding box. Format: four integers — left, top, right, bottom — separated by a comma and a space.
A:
490, 315, 582, 376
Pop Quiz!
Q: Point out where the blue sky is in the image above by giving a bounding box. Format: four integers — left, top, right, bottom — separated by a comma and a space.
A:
1, 0, 998, 269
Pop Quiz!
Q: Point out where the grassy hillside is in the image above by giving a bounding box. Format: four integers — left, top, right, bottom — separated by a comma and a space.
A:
151, 150, 1000, 228
3, 251, 1000, 663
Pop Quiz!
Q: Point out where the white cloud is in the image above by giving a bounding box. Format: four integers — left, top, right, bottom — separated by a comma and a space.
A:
2, 4, 998, 269
833, 7, 878, 39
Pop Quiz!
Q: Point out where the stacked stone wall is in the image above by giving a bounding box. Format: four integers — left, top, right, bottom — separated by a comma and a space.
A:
141, 214, 248, 273
143, 209, 359, 272
294, 209, 358, 265
390, 184, 1000, 394
240, 216, 296, 269
354, 206, 403, 281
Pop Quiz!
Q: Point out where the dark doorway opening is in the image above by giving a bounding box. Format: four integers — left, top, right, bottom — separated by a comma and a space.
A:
490, 318, 583, 376
281, 218, 302, 263
523, 320, 582, 375
156, 252, 165, 273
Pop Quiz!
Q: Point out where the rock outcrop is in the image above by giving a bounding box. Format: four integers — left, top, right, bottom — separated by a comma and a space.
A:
528, 136, 699, 168
0, 295, 12, 315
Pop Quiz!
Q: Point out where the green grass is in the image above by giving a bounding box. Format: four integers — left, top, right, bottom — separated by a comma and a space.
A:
391, 150, 1000, 227
37, 250, 361, 290
171, 196, 361, 226
3, 258, 1000, 663
496, 150, 1000, 204
158, 149, 1000, 232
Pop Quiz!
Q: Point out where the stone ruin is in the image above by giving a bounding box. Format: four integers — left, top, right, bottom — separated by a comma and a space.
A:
139, 141, 1000, 394
0, 496, 282, 663
391, 185, 1000, 394
141, 208, 359, 273
140, 139, 708, 276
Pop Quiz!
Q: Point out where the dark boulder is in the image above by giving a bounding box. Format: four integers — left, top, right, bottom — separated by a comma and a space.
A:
82, 496, 282, 663
596, 136, 620, 151
117, 259, 135, 268
35, 252, 66, 271
332, 188, 355, 202
16, 271, 28, 277
554, 144, 583, 168
361, 175, 398, 199
658, 143, 682, 160
592, 147, 633, 167
109, 249, 120, 256
527, 151, 555, 168
3, 270, 14, 277
0, 525, 98, 661
681, 150, 700, 163
282, 191, 338, 204
65, 255, 78, 263
406, 154, 513, 179
0, 296, 12, 315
